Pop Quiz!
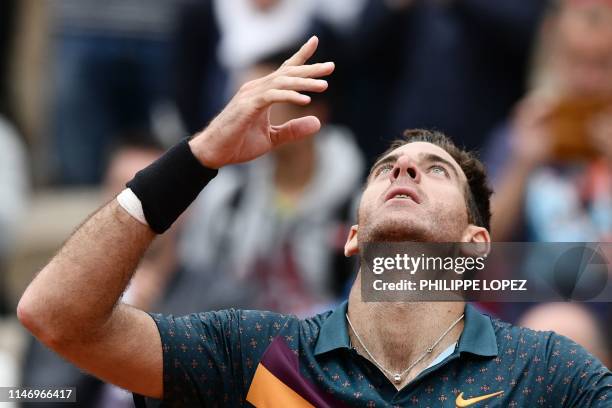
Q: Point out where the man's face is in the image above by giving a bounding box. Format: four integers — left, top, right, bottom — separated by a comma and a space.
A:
351, 142, 471, 248
556, 2, 612, 96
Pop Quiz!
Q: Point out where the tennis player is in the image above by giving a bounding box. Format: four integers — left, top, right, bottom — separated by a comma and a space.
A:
18, 37, 611, 407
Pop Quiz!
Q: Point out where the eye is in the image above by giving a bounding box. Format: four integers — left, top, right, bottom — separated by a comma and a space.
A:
374, 163, 393, 177
428, 165, 448, 176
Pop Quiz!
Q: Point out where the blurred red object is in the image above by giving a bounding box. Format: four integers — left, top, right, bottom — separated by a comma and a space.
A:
546, 96, 612, 161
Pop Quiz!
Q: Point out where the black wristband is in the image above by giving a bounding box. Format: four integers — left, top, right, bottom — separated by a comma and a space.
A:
126, 138, 218, 233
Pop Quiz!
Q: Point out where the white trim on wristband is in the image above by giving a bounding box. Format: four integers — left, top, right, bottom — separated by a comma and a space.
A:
117, 188, 148, 226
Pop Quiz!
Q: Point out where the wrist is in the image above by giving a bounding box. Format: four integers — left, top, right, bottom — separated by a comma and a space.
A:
189, 131, 223, 170
126, 139, 218, 233
117, 188, 148, 226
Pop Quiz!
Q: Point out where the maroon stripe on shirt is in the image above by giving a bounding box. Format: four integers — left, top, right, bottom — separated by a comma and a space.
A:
259, 336, 350, 408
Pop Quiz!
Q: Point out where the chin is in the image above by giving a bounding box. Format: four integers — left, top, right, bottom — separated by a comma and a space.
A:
362, 217, 431, 243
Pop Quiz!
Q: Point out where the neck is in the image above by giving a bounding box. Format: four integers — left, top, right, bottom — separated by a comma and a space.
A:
347, 273, 465, 386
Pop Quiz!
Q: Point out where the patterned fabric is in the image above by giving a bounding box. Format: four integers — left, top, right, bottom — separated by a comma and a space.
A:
140, 303, 612, 407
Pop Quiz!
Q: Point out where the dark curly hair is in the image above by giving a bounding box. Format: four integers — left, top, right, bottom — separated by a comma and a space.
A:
370, 129, 493, 231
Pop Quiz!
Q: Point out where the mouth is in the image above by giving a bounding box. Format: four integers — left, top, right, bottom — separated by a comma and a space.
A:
384, 187, 421, 204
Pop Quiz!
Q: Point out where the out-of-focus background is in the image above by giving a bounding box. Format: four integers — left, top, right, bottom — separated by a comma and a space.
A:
0, 0, 610, 405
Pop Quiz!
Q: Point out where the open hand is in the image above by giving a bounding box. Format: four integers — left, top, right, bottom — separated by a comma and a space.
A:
189, 36, 335, 169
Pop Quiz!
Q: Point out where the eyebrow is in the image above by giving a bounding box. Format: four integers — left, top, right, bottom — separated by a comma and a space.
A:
369, 153, 400, 179
368, 152, 460, 180
419, 153, 460, 179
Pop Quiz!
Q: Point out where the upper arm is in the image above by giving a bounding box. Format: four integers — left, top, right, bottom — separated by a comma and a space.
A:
55, 304, 163, 399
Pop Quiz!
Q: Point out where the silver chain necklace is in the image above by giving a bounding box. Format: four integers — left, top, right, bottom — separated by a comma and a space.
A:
345, 312, 464, 384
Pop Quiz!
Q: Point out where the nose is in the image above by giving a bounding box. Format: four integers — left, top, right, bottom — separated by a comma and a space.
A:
390, 155, 420, 183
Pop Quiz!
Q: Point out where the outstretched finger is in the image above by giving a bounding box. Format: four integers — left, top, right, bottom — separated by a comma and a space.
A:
254, 89, 311, 109
283, 62, 335, 79
281, 36, 318, 67
271, 77, 328, 93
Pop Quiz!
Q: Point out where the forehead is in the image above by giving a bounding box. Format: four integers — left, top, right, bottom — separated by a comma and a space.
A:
376, 141, 466, 181
560, 3, 612, 41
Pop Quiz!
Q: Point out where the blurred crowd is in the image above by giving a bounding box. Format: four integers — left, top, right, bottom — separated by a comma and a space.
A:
0, 0, 610, 405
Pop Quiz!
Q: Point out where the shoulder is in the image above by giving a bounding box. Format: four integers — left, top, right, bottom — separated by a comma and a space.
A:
491, 316, 551, 346
301, 309, 335, 332
156, 309, 326, 343
491, 316, 574, 358
150, 308, 339, 360
237, 308, 336, 346
238, 308, 335, 340
491, 317, 610, 378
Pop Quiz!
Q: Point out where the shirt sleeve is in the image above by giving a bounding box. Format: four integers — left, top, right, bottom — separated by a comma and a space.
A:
144, 309, 293, 407
150, 309, 245, 407
545, 333, 612, 407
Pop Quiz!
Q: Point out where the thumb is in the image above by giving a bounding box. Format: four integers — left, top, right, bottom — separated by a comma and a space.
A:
270, 116, 321, 146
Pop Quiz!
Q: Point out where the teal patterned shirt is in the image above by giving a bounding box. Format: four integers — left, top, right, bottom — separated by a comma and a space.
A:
139, 302, 612, 407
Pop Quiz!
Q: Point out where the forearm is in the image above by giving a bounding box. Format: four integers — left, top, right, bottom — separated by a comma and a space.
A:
18, 200, 155, 345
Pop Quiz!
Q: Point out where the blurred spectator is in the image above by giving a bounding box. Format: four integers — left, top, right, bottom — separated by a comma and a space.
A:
48, 0, 184, 185
519, 303, 610, 367
487, 0, 612, 242
178, 49, 364, 316
21, 134, 214, 407
337, 0, 547, 164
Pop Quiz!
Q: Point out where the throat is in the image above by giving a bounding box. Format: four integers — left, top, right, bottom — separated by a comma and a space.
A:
347, 278, 465, 386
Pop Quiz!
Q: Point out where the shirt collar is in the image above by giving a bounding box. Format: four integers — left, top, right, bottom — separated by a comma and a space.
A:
457, 303, 498, 357
314, 301, 350, 356
314, 302, 498, 358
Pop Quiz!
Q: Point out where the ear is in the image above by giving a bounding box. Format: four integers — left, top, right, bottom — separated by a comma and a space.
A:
461, 224, 490, 243
344, 225, 359, 257
459, 225, 491, 258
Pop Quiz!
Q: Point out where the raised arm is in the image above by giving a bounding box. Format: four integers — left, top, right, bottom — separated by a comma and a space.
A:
17, 36, 334, 399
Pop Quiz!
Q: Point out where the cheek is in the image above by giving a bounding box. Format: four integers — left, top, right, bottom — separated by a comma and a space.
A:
359, 184, 384, 212
357, 194, 374, 223
432, 188, 469, 220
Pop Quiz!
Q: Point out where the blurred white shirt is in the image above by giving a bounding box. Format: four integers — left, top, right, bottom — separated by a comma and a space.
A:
214, 0, 366, 73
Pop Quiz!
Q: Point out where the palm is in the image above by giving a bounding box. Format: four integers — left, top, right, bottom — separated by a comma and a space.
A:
234, 106, 274, 162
